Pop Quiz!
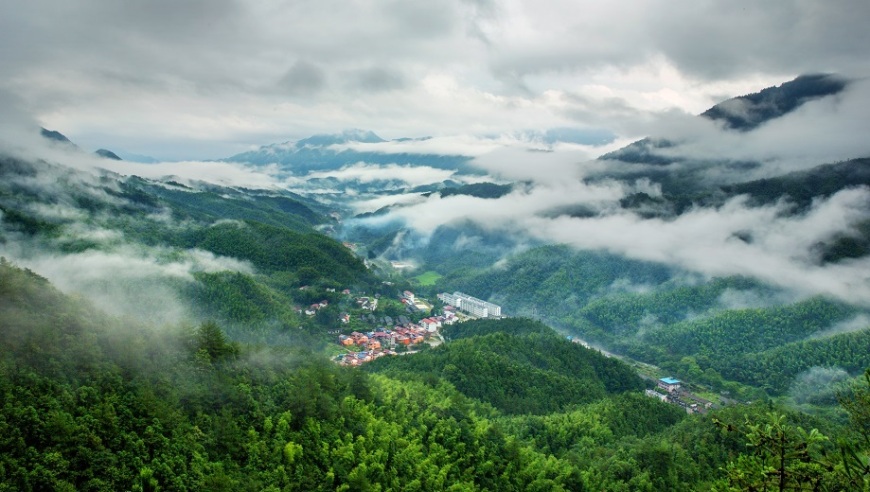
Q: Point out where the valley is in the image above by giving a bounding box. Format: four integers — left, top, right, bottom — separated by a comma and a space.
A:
1, 72, 870, 490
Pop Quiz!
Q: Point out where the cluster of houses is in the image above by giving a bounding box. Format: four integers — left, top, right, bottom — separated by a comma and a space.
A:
338, 318, 441, 349
336, 291, 462, 366
302, 300, 329, 317
355, 296, 379, 311
645, 377, 714, 414
336, 327, 422, 366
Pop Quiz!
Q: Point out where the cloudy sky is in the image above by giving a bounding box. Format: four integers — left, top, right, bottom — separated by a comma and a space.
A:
3, 0, 869, 160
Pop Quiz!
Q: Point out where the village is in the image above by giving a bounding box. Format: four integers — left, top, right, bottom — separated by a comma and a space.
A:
325, 286, 726, 415
333, 290, 503, 366
645, 376, 717, 414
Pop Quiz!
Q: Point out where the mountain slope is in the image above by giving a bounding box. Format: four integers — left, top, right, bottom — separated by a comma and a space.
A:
366, 318, 644, 414
0, 146, 378, 332
701, 73, 848, 131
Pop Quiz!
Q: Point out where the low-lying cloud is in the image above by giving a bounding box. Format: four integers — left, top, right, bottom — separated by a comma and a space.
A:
607, 78, 870, 184
306, 162, 458, 188
364, 170, 870, 305
0, 240, 254, 326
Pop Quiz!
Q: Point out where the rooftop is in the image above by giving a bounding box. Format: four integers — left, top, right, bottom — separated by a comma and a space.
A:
660, 377, 681, 385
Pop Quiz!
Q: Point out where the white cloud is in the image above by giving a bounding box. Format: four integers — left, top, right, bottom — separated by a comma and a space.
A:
0, 241, 254, 325
3, 1, 868, 159
520, 189, 870, 305
307, 163, 458, 188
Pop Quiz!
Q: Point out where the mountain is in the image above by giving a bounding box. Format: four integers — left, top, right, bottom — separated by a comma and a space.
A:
438, 182, 514, 199
586, 73, 865, 212
2, 256, 866, 490
367, 318, 644, 414
338, 75, 870, 411
295, 128, 386, 146
40, 127, 77, 146
599, 73, 849, 168
95, 148, 122, 160
701, 73, 848, 131
225, 129, 474, 175
4, 76, 870, 490
115, 150, 160, 163
39, 128, 147, 163
0, 148, 379, 329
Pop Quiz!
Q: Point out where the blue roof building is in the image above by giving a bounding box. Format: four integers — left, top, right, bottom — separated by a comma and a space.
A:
658, 377, 682, 393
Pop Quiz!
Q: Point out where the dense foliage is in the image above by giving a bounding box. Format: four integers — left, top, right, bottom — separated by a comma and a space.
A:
180, 220, 369, 283
4, 128, 870, 489
2, 247, 870, 489
369, 319, 644, 415
0, 259, 731, 491
437, 244, 870, 402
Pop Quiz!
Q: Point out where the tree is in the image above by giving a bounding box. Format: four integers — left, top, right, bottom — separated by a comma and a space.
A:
837, 369, 870, 488
714, 412, 834, 491
196, 321, 239, 363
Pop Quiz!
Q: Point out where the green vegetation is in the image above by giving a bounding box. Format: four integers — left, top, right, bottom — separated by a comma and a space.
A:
4, 137, 870, 489
436, 244, 870, 402
413, 270, 442, 286
179, 220, 370, 284
3, 260, 870, 490
368, 319, 644, 414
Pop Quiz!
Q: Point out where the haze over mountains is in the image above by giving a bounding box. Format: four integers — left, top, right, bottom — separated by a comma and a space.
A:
4, 68, 870, 490
9, 73, 869, 311
301, 74, 869, 306
5, 1, 870, 488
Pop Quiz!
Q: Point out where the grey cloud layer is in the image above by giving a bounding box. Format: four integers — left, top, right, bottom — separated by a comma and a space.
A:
357, 80, 870, 305
3, 1, 868, 158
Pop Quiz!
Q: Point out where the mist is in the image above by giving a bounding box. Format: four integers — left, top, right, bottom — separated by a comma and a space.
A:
341, 79, 870, 307
789, 366, 852, 405
0, 134, 261, 325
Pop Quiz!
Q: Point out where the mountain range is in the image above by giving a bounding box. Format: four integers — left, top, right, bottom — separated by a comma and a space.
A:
2, 73, 870, 490
224, 128, 474, 175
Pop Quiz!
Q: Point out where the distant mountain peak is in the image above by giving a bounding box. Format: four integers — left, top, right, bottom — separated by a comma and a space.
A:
701, 73, 848, 131
224, 129, 472, 175
294, 129, 386, 148
600, 73, 850, 166
40, 127, 75, 145
95, 149, 122, 160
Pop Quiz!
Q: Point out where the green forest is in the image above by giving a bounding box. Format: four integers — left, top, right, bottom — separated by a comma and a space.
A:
438, 245, 870, 404
2, 150, 870, 490
2, 261, 870, 490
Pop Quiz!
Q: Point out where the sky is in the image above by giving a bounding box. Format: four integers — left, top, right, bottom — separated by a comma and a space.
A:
3, 0, 870, 160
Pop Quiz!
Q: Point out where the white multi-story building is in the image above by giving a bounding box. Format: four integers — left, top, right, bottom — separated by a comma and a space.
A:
437, 292, 502, 318
437, 292, 461, 307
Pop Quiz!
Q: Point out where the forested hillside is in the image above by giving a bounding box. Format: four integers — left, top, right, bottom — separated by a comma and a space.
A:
367, 318, 644, 414
437, 245, 870, 404
0, 152, 380, 335
2, 72, 870, 488
3, 260, 870, 490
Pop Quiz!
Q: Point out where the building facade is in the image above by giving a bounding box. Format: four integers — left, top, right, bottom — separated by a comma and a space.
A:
658, 377, 681, 393
437, 291, 502, 318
